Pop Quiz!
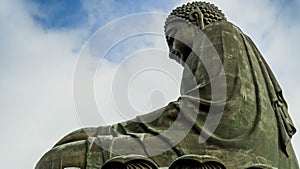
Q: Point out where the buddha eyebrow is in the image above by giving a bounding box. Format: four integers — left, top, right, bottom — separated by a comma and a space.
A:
165, 26, 177, 37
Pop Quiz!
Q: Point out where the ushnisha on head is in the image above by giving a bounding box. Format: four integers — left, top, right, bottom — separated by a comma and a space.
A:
164, 1, 226, 64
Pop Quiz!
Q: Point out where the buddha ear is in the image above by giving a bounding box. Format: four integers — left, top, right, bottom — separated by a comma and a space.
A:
189, 7, 204, 29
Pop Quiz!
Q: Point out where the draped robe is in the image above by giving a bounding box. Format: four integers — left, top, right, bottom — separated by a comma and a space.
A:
36, 21, 298, 169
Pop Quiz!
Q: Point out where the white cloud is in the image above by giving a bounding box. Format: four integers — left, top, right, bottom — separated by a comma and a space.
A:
74, 12, 182, 126
0, 0, 84, 168
94, 49, 182, 124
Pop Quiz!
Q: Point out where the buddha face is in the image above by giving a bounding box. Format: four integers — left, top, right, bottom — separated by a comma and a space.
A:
165, 21, 198, 65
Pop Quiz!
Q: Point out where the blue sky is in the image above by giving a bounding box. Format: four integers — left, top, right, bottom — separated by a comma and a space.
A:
30, 0, 87, 29
28, 0, 299, 29
29, 0, 174, 32
0, 0, 300, 168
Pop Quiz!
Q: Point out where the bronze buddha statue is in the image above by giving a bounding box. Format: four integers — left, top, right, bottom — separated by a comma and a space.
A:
36, 1, 299, 168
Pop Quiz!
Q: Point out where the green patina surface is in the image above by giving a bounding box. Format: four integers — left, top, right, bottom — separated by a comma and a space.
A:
36, 2, 299, 169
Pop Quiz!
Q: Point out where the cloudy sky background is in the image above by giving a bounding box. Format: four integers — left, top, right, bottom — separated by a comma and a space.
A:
0, 0, 299, 168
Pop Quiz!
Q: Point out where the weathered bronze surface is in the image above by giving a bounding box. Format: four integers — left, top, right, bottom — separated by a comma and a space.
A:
36, 1, 299, 169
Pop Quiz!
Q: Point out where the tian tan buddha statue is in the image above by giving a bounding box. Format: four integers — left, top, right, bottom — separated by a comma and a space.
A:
36, 1, 299, 169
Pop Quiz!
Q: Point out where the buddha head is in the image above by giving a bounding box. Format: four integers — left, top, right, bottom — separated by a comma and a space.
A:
164, 1, 226, 64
